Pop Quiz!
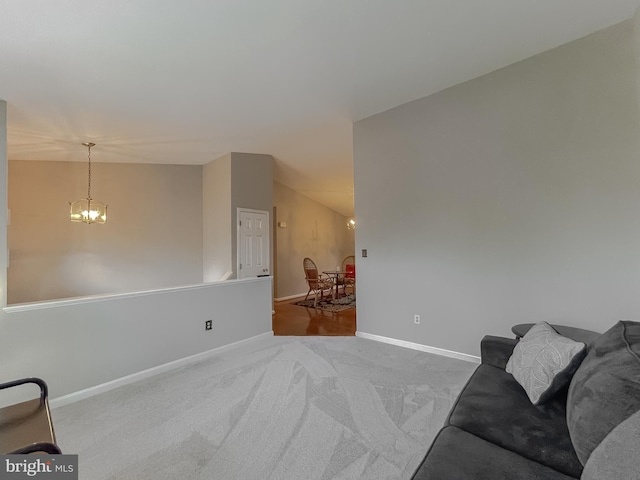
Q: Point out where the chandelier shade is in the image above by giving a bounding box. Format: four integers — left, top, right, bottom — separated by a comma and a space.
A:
70, 198, 107, 224
69, 142, 108, 224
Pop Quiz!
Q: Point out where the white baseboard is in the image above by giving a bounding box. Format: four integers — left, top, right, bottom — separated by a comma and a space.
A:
50, 331, 275, 408
356, 331, 481, 364
274, 292, 307, 302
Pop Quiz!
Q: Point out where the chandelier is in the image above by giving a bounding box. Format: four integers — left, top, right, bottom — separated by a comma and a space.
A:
69, 142, 108, 224
347, 217, 356, 230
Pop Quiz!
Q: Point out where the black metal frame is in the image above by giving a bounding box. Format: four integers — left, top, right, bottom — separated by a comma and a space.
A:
0, 377, 61, 454
9, 442, 62, 455
0, 377, 48, 403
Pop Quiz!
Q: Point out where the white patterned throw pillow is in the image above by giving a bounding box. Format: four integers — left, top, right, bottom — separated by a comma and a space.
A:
506, 322, 586, 405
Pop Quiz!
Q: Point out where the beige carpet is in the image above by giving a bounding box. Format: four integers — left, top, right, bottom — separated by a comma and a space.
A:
52, 335, 476, 479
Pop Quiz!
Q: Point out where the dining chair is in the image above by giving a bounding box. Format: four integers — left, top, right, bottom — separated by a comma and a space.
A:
303, 258, 334, 307
341, 255, 356, 296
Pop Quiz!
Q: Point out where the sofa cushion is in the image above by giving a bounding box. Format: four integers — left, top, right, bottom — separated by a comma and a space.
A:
506, 322, 586, 405
447, 364, 583, 478
411, 426, 577, 480
566, 321, 640, 466
481, 335, 518, 370
581, 409, 640, 480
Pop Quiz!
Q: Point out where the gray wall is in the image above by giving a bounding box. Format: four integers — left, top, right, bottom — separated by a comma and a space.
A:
230, 152, 274, 278
274, 181, 355, 298
1, 278, 272, 401
7, 150, 275, 301
203, 153, 232, 281
0, 101, 6, 307
0, 101, 275, 401
8, 161, 204, 303
354, 19, 640, 356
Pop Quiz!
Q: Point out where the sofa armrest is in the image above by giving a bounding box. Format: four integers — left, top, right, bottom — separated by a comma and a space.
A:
481, 335, 518, 370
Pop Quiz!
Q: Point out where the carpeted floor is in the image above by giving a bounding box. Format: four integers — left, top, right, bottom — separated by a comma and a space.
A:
295, 294, 356, 312
52, 335, 476, 479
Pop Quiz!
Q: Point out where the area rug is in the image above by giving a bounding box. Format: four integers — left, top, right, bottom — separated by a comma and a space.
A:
295, 294, 356, 312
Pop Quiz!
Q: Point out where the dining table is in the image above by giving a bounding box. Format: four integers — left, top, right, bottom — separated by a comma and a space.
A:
322, 270, 347, 299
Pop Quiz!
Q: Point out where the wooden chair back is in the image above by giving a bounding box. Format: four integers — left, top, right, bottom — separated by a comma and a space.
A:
303, 257, 320, 286
342, 255, 355, 278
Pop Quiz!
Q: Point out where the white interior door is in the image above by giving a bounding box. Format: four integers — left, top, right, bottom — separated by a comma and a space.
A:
238, 209, 270, 279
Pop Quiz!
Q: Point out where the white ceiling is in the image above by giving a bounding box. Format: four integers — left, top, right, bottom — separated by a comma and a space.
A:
2, 0, 639, 217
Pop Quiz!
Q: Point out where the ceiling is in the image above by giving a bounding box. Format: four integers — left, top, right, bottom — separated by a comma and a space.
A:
2, 1, 639, 217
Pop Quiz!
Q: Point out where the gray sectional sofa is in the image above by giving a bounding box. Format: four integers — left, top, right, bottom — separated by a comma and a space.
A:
411, 321, 640, 480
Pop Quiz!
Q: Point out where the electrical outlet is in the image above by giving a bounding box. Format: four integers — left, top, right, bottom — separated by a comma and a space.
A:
205, 320, 212, 331
414, 314, 420, 325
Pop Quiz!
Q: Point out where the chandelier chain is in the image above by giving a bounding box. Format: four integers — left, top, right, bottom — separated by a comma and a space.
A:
87, 144, 92, 200
70, 141, 106, 224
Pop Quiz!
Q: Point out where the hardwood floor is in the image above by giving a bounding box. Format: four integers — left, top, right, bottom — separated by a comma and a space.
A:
272, 297, 356, 336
